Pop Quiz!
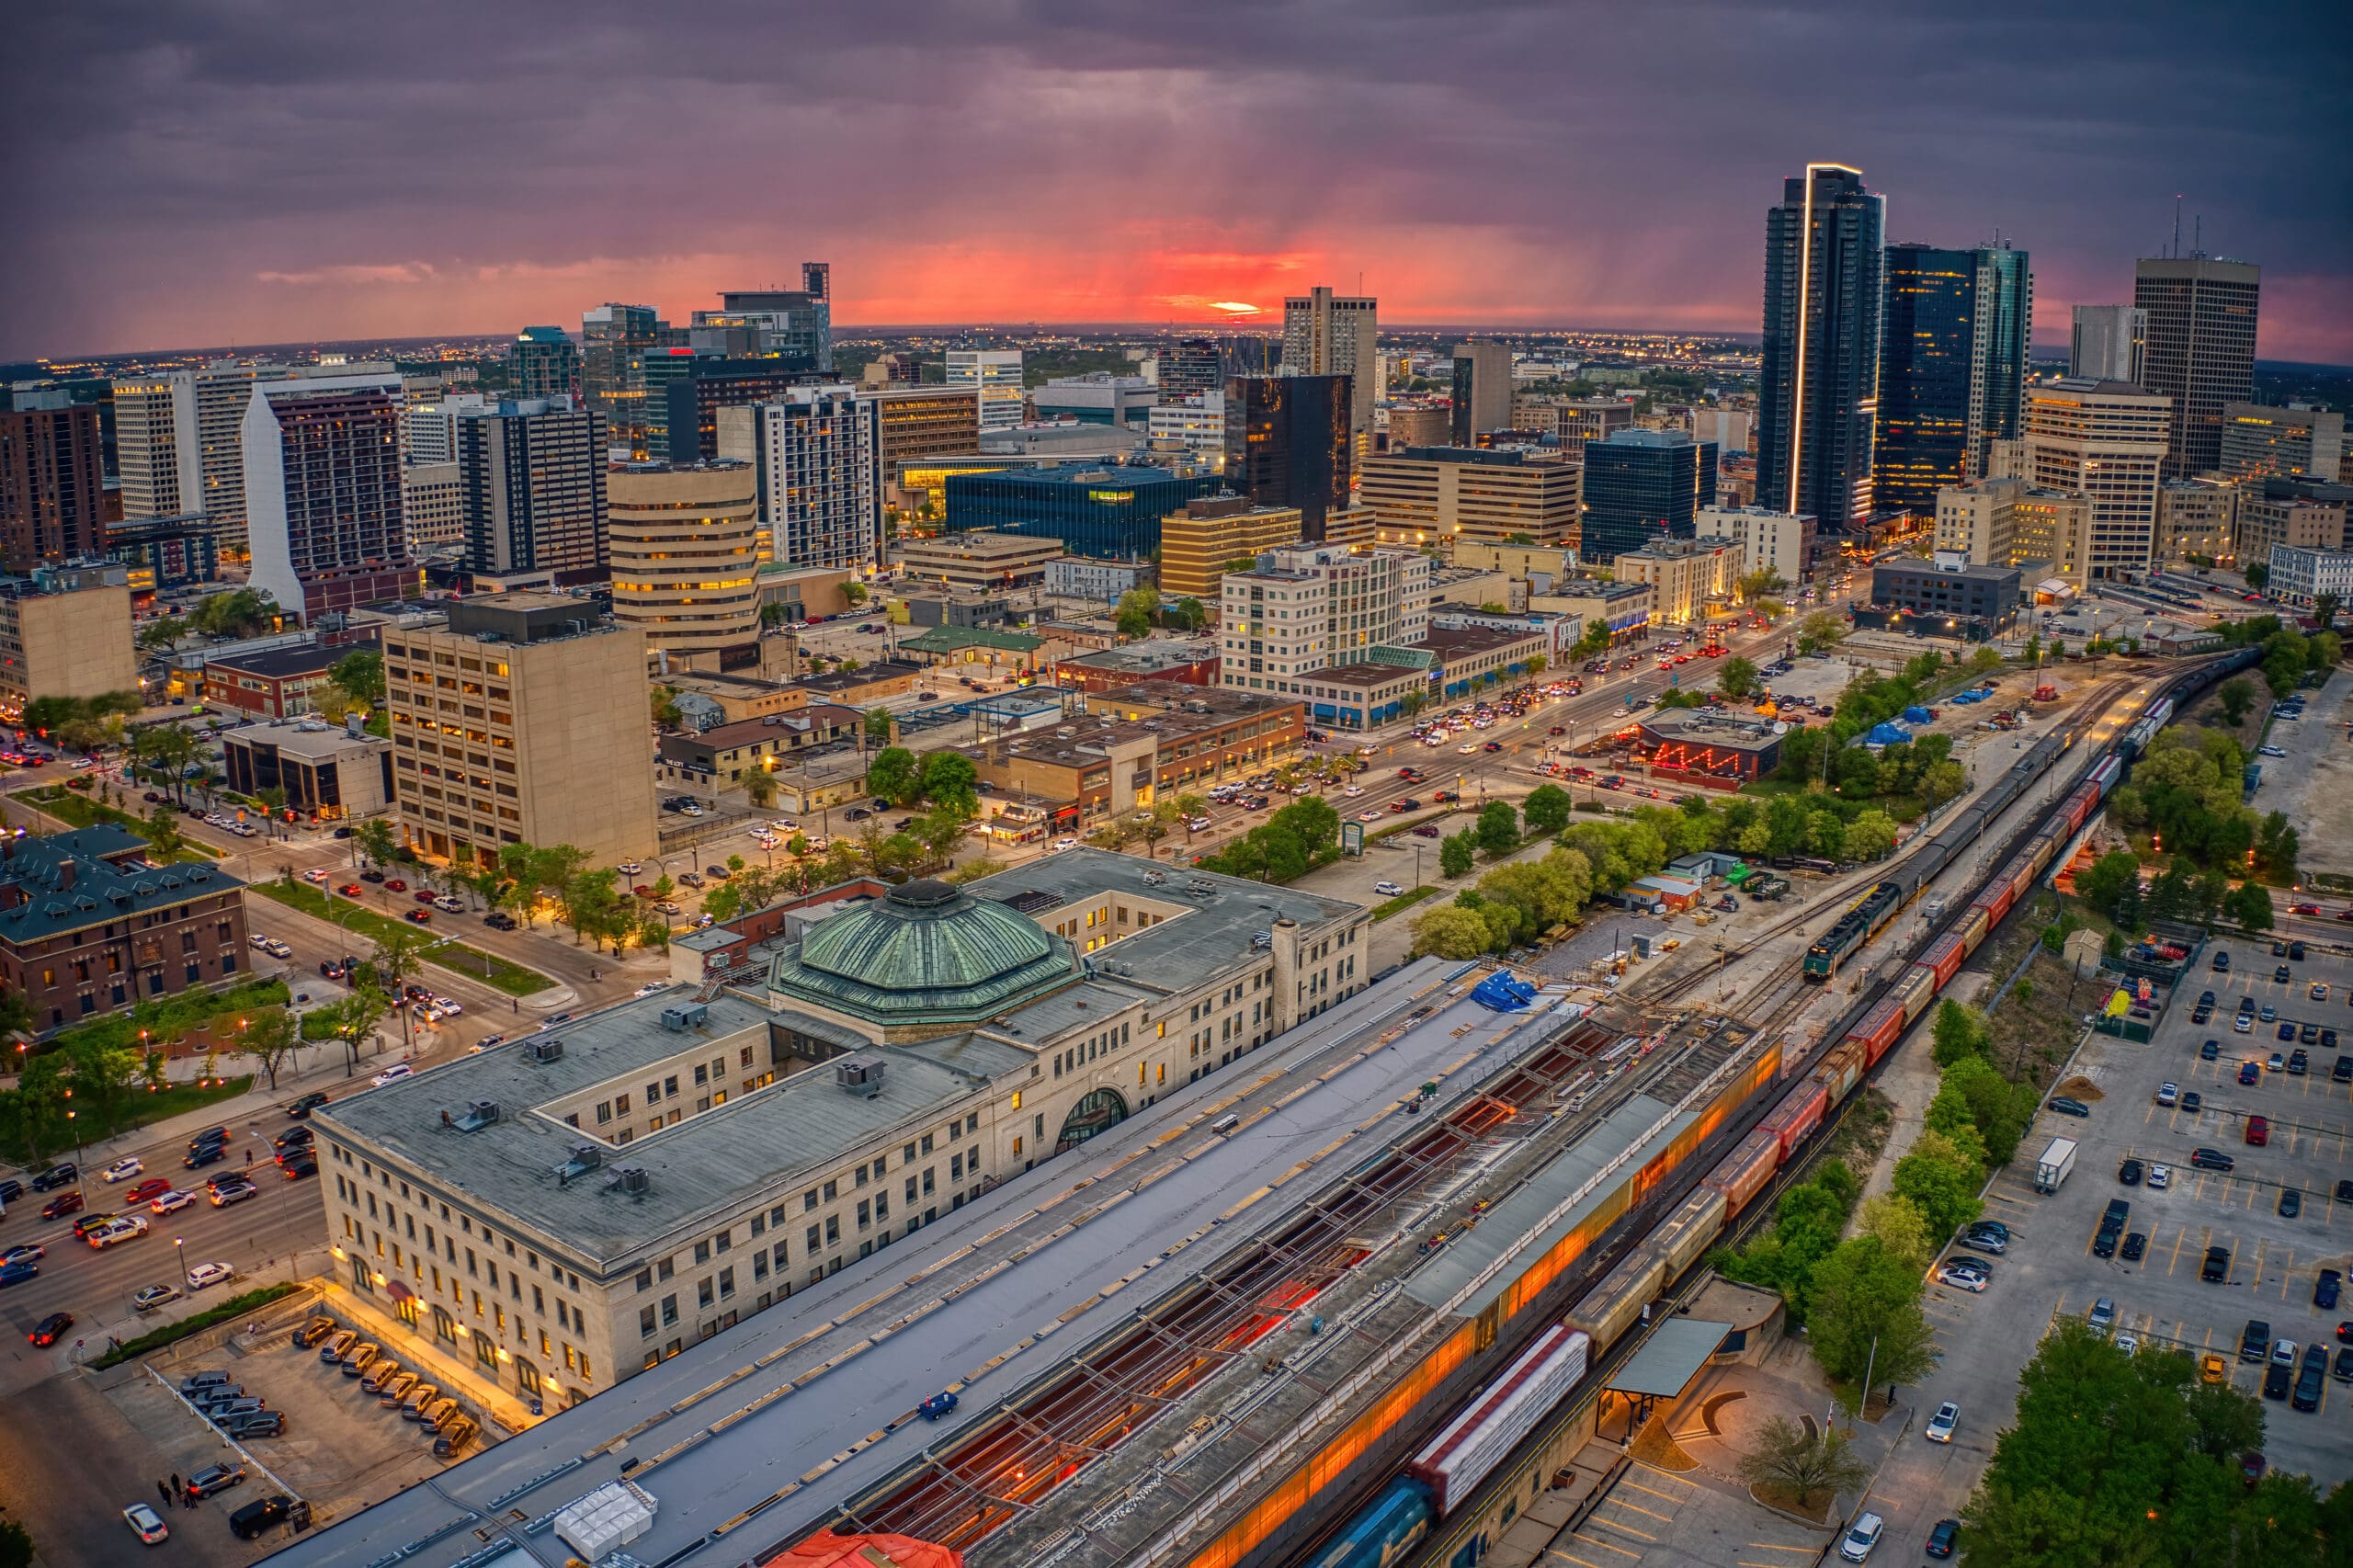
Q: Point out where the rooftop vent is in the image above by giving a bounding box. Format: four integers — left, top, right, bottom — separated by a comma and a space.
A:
557, 1142, 603, 1186
523, 1037, 564, 1064
452, 1099, 502, 1131
835, 1054, 887, 1098
660, 1004, 710, 1032
608, 1165, 652, 1197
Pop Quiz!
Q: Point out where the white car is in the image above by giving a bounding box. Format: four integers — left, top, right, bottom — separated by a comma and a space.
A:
435, 998, 463, 1017
1344, 786, 1363, 797
2146, 1164, 2171, 1189
185, 1261, 235, 1291
1054, 836, 1077, 850
617, 860, 642, 876
123, 1503, 169, 1545
149, 1189, 195, 1215
248, 933, 271, 949
1936, 1262, 1988, 1293
1839, 1510, 1885, 1562
2258, 744, 2285, 757
89, 1215, 151, 1249
101, 1156, 144, 1183
1358, 809, 1382, 823
769, 820, 798, 833
634, 982, 669, 999
1458, 743, 1478, 754
302, 868, 331, 884
433, 896, 463, 913
2114, 1331, 2140, 1355
1925, 1401, 1959, 1443
370, 1062, 415, 1087
1186, 816, 1212, 832
1373, 881, 1406, 898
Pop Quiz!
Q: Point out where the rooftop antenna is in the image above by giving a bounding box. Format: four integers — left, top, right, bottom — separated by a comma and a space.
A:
2194, 214, 2202, 257
2172, 196, 2182, 258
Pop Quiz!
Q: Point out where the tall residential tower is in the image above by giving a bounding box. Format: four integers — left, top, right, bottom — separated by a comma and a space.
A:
1281, 287, 1379, 454
1756, 165, 1886, 532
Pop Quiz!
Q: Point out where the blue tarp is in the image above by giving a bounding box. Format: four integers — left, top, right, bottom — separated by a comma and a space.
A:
1902, 706, 1934, 724
1471, 971, 1538, 1011
1865, 721, 1911, 747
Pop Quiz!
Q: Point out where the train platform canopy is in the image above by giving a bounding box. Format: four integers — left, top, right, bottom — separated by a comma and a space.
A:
1606, 1317, 1732, 1398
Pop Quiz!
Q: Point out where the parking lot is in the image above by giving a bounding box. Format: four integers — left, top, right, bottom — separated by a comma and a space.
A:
1951, 933, 2353, 1486
2246, 668, 2353, 878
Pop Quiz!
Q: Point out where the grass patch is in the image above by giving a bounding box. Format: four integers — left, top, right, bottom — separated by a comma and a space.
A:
0, 1075, 251, 1166
38, 980, 288, 1059
1371, 885, 1439, 922
20, 787, 218, 858
93, 1283, 300, 1369
250, 881, 551, 996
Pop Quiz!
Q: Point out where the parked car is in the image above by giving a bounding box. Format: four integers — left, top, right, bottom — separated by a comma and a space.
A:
122, 1502, 170, 1545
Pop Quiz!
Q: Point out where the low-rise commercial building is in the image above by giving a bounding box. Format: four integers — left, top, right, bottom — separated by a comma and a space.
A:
221, 719, 395, 821
2237, 476, 2351, 565
657, 709, 864, 788
1059, 640, 1220, 694
1611, 537, 1738, 626
1530, 578, 1652, 642
1419, 624, 1548, 700
0, 825, 249, 1035
897, 624, 1051, 680
2264, 544, 2353, 609
200, 641, 348, 721
1045, 557, 1152, 602
1428, 606, 1583, 661
0, 564, 137, 717
961, 688, 1302, 824
1358, 445, 1582, 550
1638, 708, 1782, 783
1863, 553, 2019, 641
1157, 497, 1304, 603
896, 531, 1063, 593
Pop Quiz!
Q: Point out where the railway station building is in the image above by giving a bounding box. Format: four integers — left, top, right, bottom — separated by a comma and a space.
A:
309, 850, 1371, 1421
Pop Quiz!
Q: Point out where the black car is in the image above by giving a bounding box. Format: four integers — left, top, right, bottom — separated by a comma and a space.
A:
1927, 1518, 1960, 1560
2242, 1320, 2273, 1361
183, 1143, 227, 1170
2093, 1227, 2120, 1258
29, 1163, 76, 1193
2119, 1158, 2143, 1186
2198, 989, 2217, 1007
279, 1155, 317, 1180
186, 1126, 227, 1151
287, 1091, 330, 1119
359, 869, 386, 882
2317, 1270, 2342, 1310
229, 1495, 295, 1540
483, 912, 517, 930
2049, 1096, 2091, 1117
2336, 1054, 2353, 1083
2280, 1189, 2302, 1218
2293, 1345, 2327, 1411
0, 1179, 20, 1206
2276, 965, 2292, 983
2290, 941, 2306, 961
2191, 1148, 2236, 1172
274, 1127, 313, 1153
2200, 1039, 2221, 1061
28, 1311, 73, 1346
2265, 1361, 2293, 1401
2336, 1346, 2353, 1383
2121, 1232, 2147, 1261
2204, 1246, 2232, 1281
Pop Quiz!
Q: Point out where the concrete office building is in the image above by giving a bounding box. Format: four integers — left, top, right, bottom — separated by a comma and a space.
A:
896, 531, 1063, 593
0, 825, 250, 1034
221, 719, 394, 821
174, 361, 392, 553
112, 375, 199, 521
946, 350, 1025, 432
1866, 553, 2019, 640
863, 385, 981, 478
1223, 376, 1353, 540
1932, 475, 2026, 565
1931, 475, 2095, 585
1358, 445, 1581, 550
691, 269, 834, 371
1045, 557, 1151, 602
1281, 286, 1379, 453
1158, 497, 1305, 602
242, 371, 417, 620
1697, 505, 1814, 585
2022, 377, 2170, 581
2156, 476, 2241, 566
1146, 392, 1229, 470
2237, 477, 2352, 566
1611, 537, 1739, 626
0, 392, 107, 572
721, 387, 881, 574
1449, 341, 1515, 446
2134, 256, 2261, 480
2263, 543, 2353, 609
2069, 305, 2147, 383
511, 327, 583, 403
0, 565, 137, 716
1580, 427, 1717, 563
1218, 545, 1432, 695
385, 595, 657, 869
1160, 338, 1224, 403
1032, 375, 1156, 427
455, 397, 609, 586
608, 463, 764, 670
2221, 403, 2345, 482
1688, 408, 1752, 455
1757, 164, 1885, 530
1385, 405, 1453, 449
401, 461, 465, 554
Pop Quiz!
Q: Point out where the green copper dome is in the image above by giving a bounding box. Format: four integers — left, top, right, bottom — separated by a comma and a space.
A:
768, 879, 1081, 1030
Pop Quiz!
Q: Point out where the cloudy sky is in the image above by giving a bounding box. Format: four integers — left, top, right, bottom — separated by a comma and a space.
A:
4, 1, 2347, 362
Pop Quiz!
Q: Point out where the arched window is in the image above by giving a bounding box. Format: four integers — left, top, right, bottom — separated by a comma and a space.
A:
515, 1358, 542, 1398
1054, 1086, 1129, 1153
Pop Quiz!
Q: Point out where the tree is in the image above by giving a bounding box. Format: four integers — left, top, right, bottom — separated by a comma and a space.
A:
864, 707, 894, 746
2111, 871, 2145, 934
1269, 796, 1340, 857
1845, 808, 1897, 861
743, 768, 779, 810
1521, 783, 1573, 835
2229, 880, 2274, 931
0, 1519, 34, 1568
1734, 1415, 1872, 1516
919, 749, 981, 816
2183, 1378, 2266, 1462
328, 647, 386, 710
839, 580, 869, 608
1114, 587, 1160, 641
2245, 561, 2268, 591
1474, 801, 1519, 858
327, 984, 391, 1074
1930, 999, 1988, 1067
136, 614, 188, 652
235, 1007, 303, 1091
1166, 597, 1209, 632
1717, 655, 1761, 699
1438, 831, 1476, 879
369, 929, 429, 1056
1855, 1193, 1933, 1271
651, 687, 684, 729
1797, 610, 1848, 654
1736, 567, 1788, 606
1411, 903, 1495, 960
865, 746, 922, 807
1893, 1127, 1984, 1239
1806, 1237, 1942, 1394
2076, 850, 2143, 921
190, 586, 278, 638
354, 817, 399, 870
142, 802, 187, 862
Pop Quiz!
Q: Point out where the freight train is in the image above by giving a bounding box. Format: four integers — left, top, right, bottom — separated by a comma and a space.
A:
1288, 664, 2243, 1568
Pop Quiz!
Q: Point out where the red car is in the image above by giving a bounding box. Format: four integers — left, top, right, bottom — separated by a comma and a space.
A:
126, 1178, 173, 1205
336, 882, 363, 897
383, 879, 407, 892
404, 909, 432, 925
414, 889, 437, 903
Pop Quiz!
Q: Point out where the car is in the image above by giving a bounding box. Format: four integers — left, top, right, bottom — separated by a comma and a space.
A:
2259, 1003, 2276, 1021
2214, 949, 2233, 971
0, 1244, 42, 1267
483, 911, 517, 930
2317, 1270, 2343, 1310
2279, 1188, 2301, 1218
2191, 1147, 2235, 1172
2265, 1361, 2293, 1401
1411, 824, 1441, 838
1838, 1510, 1885, 1562
420, 1397, 460, 1432
28, 1312, 72, 1346
71, 1210, 118, 1239
1926, 1518, 1960, 1560
342, 1343, 381, 1377
2312, 1346, 2345, 1409
2277, 965, 2292, 983
209, 1180, 258, 1207
100, 1156, 143, 1183
2119, 1157, 2143, 1185
279, 1154, 317, 1180
2242, 1319, 2274, 1361
2200, 1036, 2221, 1060
402, 1382, 441, 1418
2273, 1337, 2299, 1367
2246, 1115, 2269, 1146
2092, 1226, 2119, 1258
0, 1260, 37, 1289
378, 1370, 419, 1406
2088, 1297, 2116, 1333
186, 1260, 235, 1290
1961, 1221, 2009, 1254
540, 1012, 573, 1030
0, 1179, 17, 1206
186, 1462, 246, 1500
2048, 1096, 2090, 1118
39, 1190, 85, 1221
123, 1502, 169, 1544
383, 878, 407, 892
360, 1358, 403, 1393
1937, 1261, 1988, 1292
228, 1495, 295, 1540
222, 1410, 284, 1439
2290, 1046, 2311, 1071
371, 1062, 415, 1086
2146, 1163, 2171, 1189
2234, 1015, 2254, 1033
2239, 1060, 2261, 1085
1372, 881, 1406, 898
2122, 1232, 2148, 1261
1925, 1401, 1960, 1443
149, 1187, 194, 1214
89, 1215, 151, 1248
2290, 940, 2306, 960
30, 1161, 77, 1192
404, 908, 432, 924
918, 1390, 961, 1421
2155, 1082, 2178, 1107
335, 881, 363, 897
131, 1282, 182, 1313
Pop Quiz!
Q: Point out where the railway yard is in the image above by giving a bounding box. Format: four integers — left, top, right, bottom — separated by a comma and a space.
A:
251, 658, 2223, 1568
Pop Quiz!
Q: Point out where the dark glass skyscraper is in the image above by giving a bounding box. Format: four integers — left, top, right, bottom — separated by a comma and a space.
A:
1875, 245, 1977, 513
1757, 165, 1885, 533
1970, 244, 2032, 473
1580, 428, 1717, 562
1224, 374, 1352, 540
2134, 256, 2261, 480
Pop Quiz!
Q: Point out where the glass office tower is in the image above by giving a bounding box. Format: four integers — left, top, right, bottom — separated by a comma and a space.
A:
1757, 165, 1885, 533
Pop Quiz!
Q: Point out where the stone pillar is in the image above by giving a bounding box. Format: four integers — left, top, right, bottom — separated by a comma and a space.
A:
1270, 916, 1303, 1038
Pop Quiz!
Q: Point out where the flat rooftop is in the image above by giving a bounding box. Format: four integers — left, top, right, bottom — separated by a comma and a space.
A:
218, 719, 387, 759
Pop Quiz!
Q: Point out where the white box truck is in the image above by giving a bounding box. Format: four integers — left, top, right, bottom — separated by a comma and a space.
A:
2034, 1137, 2077, 1194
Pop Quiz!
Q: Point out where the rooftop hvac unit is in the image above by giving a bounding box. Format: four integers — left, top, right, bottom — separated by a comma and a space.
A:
660, 1004, 710, 1032
608, 1165, 652, 1196
524, 1037, 564, 1063
557, 1142, 603, 1185
453, 1099, 502, 1131
552, 1480, 658, 1560
835, 1054, 887, 1097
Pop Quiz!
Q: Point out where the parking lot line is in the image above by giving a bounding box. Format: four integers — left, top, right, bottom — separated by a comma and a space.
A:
1571, 1529, 1643, 1558
1551, 1551, 1609, 1568
2167, 1228, 2187, 1275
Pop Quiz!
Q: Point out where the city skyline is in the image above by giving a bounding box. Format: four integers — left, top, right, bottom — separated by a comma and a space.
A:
3, 2, 2347, 364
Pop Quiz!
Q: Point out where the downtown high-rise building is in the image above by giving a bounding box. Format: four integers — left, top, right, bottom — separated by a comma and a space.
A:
945, 349, 1025, 432
510, 326, 582, 403
1580, 427, 1717, 563
1449, 341, 1515, 447
1281, 286, 1379, 454
2069, 304, 2147, 383
2022, 377, 2170, 582
691, 265, 833, 371
1160, 338, 1225, 403
581, 303, 669, 460
0, 391, 108, 573
111, 374, 198, 521
1756, 164, 1885, 531
454, 397, 609, 585
720, 386, 881, 573
2133, 256, 2260, 480
241, 371, 415, 619
1224, 374, 1354, 542
1874, 241, 2031, 513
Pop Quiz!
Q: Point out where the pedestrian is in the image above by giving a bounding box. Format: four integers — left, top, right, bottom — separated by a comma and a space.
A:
170, 1473, 180, 1500
157, 1480, 172, 1509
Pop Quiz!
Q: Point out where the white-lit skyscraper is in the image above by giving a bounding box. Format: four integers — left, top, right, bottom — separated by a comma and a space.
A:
946, 350, 1025, 431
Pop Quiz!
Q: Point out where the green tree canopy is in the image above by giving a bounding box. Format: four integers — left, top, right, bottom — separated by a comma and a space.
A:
866, 746, 922, 806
